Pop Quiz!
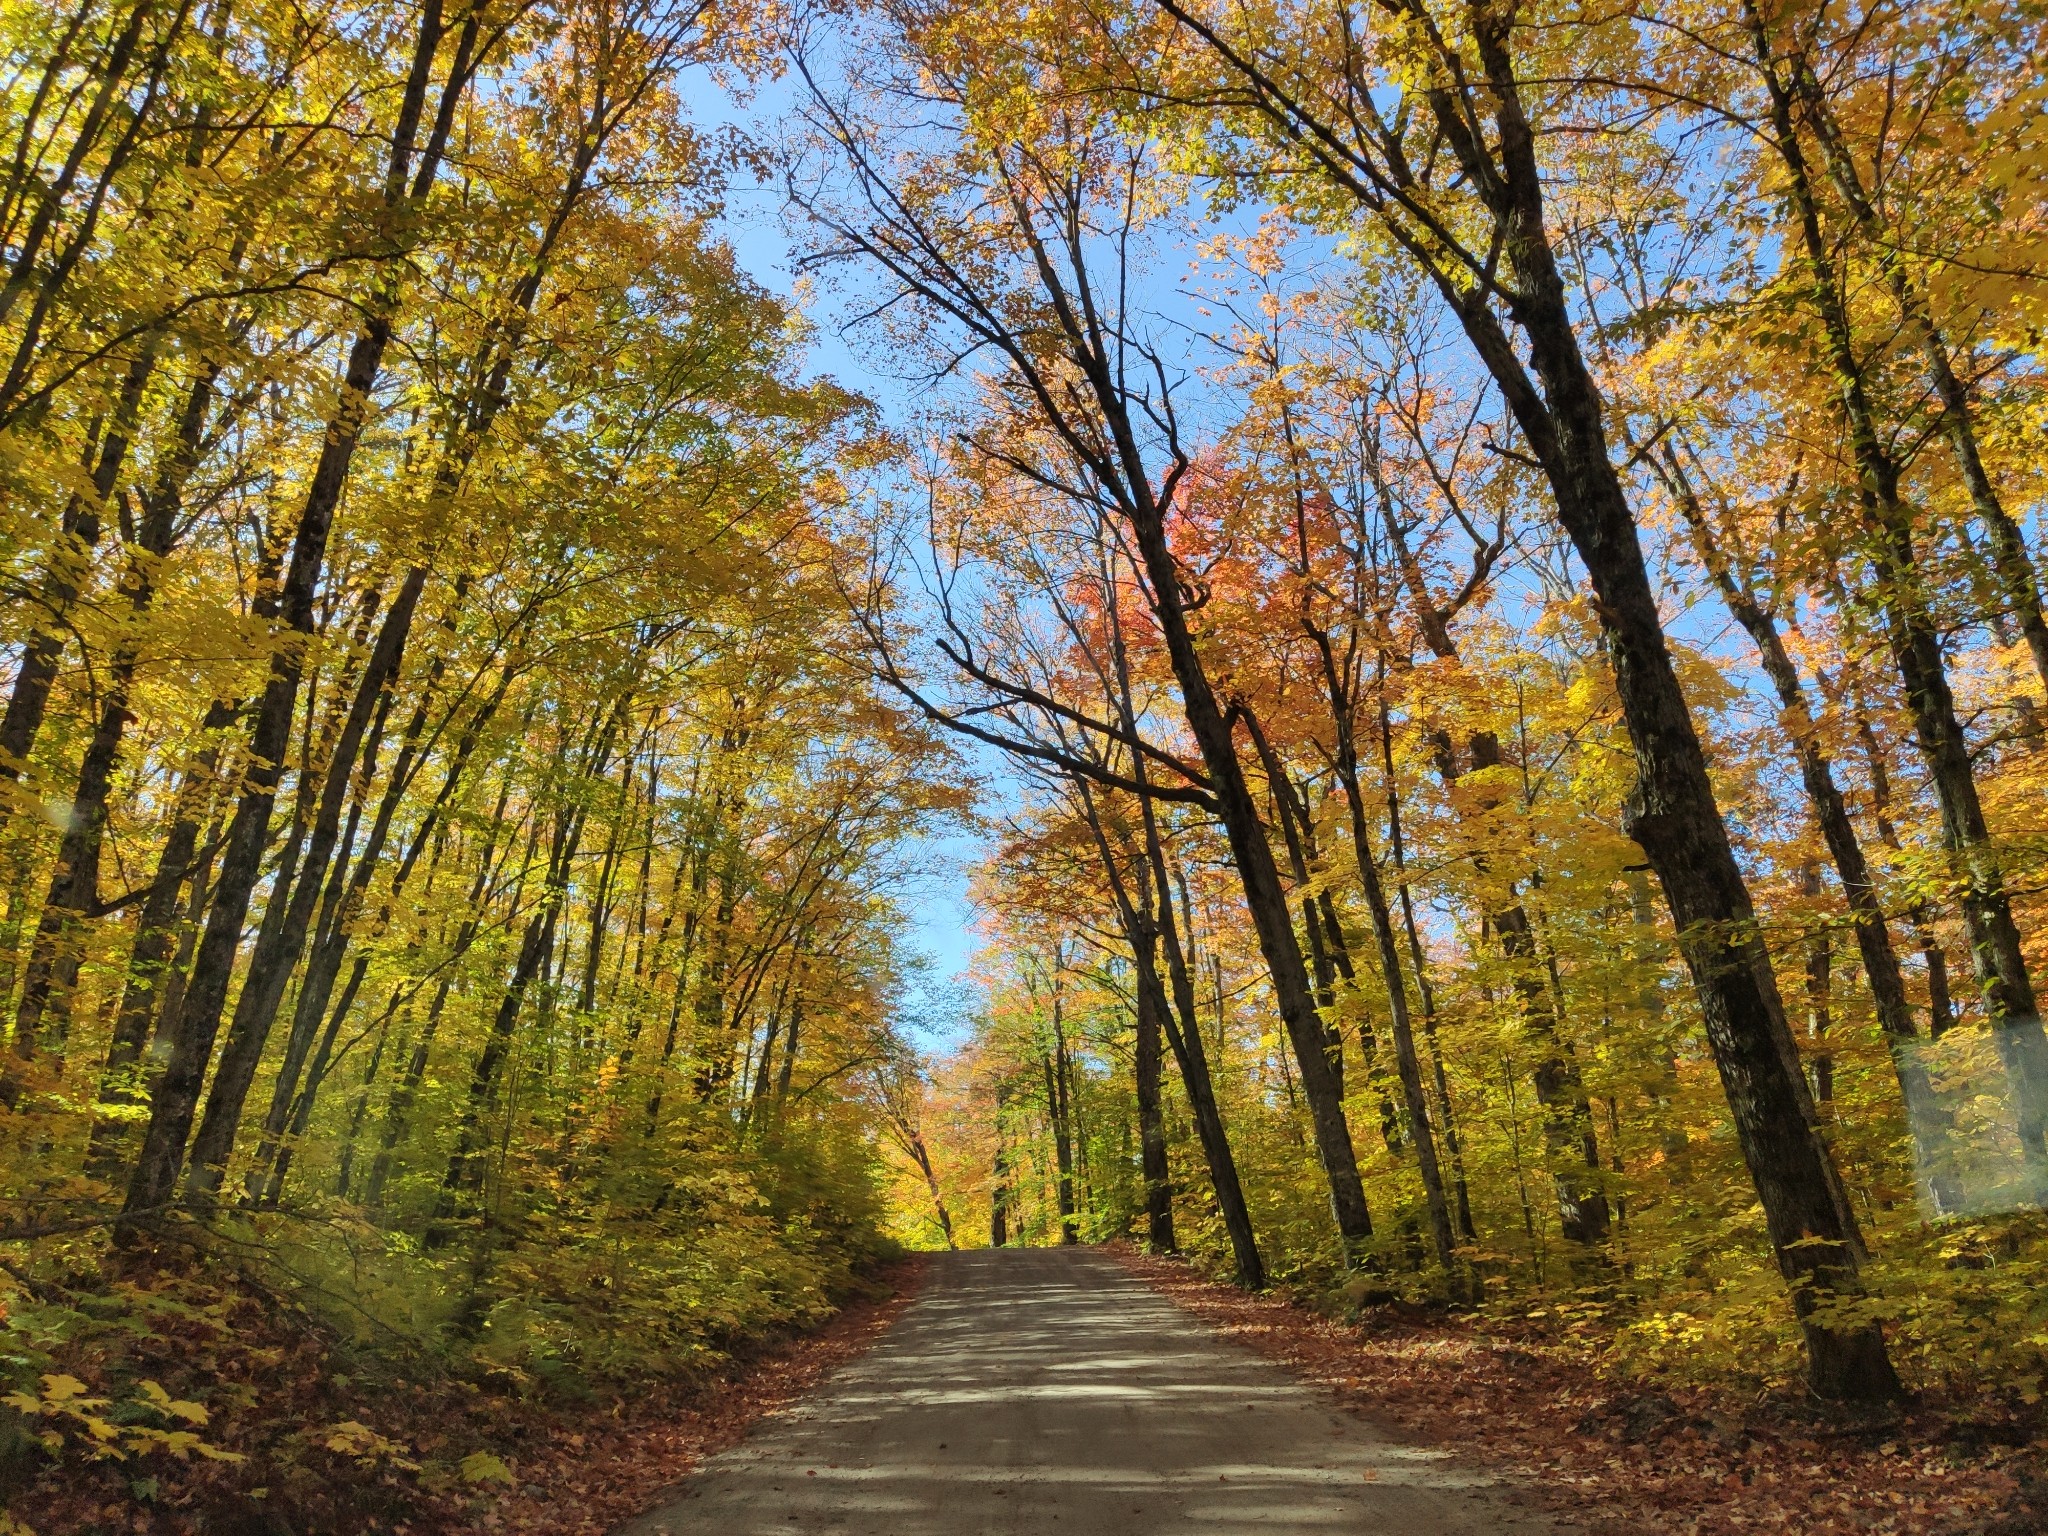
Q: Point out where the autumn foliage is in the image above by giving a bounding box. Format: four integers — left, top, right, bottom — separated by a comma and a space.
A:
0, 0, 960, 1526
5, 0, 2048, 1526
823, 0, 2048, 1428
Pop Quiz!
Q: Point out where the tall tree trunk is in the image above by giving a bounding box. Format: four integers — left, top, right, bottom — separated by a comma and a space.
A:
1158, 0, 1896, 1391
84, 700, 236, 1175
1378, 698, 1477, 1243
1659, 446, 1959, 1208
16, 354, 236, 1060
774, 986, 801, 1106
1388, 534, 1609, 1245
1774, 30, 2048, 696
0, 342, 156, 814
1246, 704, 1457, 1286
1122, 503, 1375, 1260
333, 999, 399, 1198
184, 567, 427, 1202
1133, 957, 1173, 1252
990, 1079, 1011, 1248
905, 1124, 955, 1249
120, 0, 481, 1230
258, 970, 394, 1208
1844, 699, 1957, 1037
431, 834, 570, 1236
365, 978, 454, 1213
0, 0, 190, 419
1045, 989, 1078, 1245
432, 696, 625, 1232
362, 732, 522, 1209
1799, 863, 1834, 1107
1089, 574, 1262, 1283
241, 592, 490, 1199
0, 0, 140, 272
1745, 2, 2048, 1178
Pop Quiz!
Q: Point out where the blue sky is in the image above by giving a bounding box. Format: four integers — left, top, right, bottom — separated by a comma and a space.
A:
695, 71, 990, 1019
688, 51, 1768, 1033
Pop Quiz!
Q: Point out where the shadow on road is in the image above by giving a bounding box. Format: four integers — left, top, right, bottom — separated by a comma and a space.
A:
619, 1247, 1554, 1535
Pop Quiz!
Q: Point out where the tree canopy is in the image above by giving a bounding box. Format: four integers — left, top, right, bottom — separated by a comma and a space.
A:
1, 0, 2047, 1522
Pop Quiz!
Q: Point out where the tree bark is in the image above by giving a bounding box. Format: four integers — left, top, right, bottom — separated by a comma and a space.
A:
1133, 956, 1174, 1252
83, 699, 236, 1174
1378, 698, 1477, 1243
0, 342, 156, 815
1774, 29, 2048, 695
430, 816, 575, 1237
1387, 527, 1608, 1244
1044, 985, 1079, 1245
16, 354, 235, 1061
1123, 506, 1376, 1259
1088, 560, 1262, 1283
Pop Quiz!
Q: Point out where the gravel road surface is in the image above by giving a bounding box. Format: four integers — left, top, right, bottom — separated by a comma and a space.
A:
618, 1246, 1555, 1535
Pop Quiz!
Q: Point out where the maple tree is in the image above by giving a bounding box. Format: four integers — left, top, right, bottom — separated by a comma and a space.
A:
804, 0, 2048, 1419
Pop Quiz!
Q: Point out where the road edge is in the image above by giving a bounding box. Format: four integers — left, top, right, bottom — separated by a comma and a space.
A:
488, 1255, 930, 1536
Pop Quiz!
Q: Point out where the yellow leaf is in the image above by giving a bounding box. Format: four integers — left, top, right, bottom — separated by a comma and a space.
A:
138, 1380, 210, 1426
460, 1450, 516, 1485
324, 1421, 378, 1456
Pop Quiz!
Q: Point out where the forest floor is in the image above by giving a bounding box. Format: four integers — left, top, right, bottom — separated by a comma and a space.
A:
3, 1255, 927, 1536
1114, 1245, 2043, 1535
473, 1259, 927, 1536
20, 1244, 2036, 1534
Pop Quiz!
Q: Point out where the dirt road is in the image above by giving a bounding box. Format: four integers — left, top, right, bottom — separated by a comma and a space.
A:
618, 1247, 1554, 1534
